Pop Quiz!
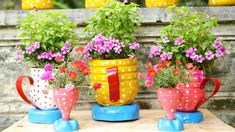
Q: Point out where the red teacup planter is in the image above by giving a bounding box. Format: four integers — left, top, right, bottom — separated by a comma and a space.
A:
175, 78, 220, 123
157, 88, 184, 131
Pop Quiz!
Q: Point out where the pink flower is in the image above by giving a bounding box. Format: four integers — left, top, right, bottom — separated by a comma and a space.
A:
103, 38, 115, 52
16, 48, 24, 62
213, 38, 221, 49
65, 84, 74, 91
113, 42, 125, 54
138, 72, 144, 79
61, 41, 71, 54
149, 45, 163, 58
25, 42, 40, 54
195, 55, 205, 63
54, 53, 64, 62
216, 45, 226, 58
43, 63, 52, 71
162, 37, 170, 44
145, 80, 153, 88
41, 71, 53, 80
129, 42, 140, 50
86, 42, 93, 52
153, 65, 159, 72
186, 47, 197, 59
167, 52, 173, 59
160, 52, 167, 61
174, 36, 183, 46
205, 51, 214, 60
83, 48, 91, 60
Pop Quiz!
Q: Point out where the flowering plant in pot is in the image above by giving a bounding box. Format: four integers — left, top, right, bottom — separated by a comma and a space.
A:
15, 11, 77, 124
82, 0, 141, 121
47, 61, 89, 132
144, 61, 189, 131
148, 6, 222, 123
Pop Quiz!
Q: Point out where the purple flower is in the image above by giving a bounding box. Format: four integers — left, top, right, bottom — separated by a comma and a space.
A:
43, 63, 53, 71
205, 51, 215, 60
61, 41, 71, 54
162, 37, 170, 44
41, 71, 54, 81
195, 55, 205, 63
149, 45, 163, 58
113, 42, 125, 54
160, 52, 167, 61
215, 45, 226, 58
86, 42, 93, 52
213, 38, 221, 49
37, 51, 54, 60
167, 52, 173, 59
103, 38, 115, 52
65, 84, 74, 91
174, 36, 183, 46
25, 42, 40, 54
186, 47, 197, 59
83, 48, 91, 60
129, 42, 140, 50
16, 48, 24, 62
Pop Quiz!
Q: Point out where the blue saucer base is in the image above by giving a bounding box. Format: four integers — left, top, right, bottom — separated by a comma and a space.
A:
92, 103, 139, 121
53, 119, 79, 132
28, 108, 62, 124
175, 111, 204, 123
158, 117, 184, 131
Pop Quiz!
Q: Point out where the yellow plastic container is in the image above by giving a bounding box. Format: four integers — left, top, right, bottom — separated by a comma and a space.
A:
89, 58, 138, 106
85, 0, 108, 8
145, 0, 178, 8
209, 0, 235, 6
22, 0, 54, 10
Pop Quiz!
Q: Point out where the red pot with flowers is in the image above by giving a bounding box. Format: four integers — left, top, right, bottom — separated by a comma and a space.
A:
144, 62, 190, 131
49, 60, 89, 131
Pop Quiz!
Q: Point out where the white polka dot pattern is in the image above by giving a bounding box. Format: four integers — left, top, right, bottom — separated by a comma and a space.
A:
22, 0, 54, 10
29, 68, 57, 110
145, 0, 178, 8
85, 0, 108, 8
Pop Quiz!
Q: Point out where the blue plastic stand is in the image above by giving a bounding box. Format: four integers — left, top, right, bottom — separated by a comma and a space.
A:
92, 103, 139, 121
53, 119, 79, 132
175, 111, 204, 123
158, 117, 184, 131
28, 108, 62, 124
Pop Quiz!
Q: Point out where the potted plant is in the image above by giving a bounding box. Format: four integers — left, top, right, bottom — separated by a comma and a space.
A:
145, 0, 178, 8
49, 61, 89, 132
15, 11, 77, 124
85, 0, 108, 8
22, 0, 54, 10
148, 6, 222, 123
83, 0, 141, 121
209, 0, 235, 6
144, 61, 188, 131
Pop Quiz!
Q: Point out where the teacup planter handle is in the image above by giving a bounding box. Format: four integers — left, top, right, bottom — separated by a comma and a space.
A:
198, 78, 221, 107
16, 76, 41, 110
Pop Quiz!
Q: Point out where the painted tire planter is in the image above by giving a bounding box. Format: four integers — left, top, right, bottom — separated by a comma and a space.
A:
209, 0, 235, 6
16, 68, 57, 110
89, 58, 138, 106
85, 0, 108, 8
145, 0, 178, 8
22, 0, 54, 10
176, 78, 221, 112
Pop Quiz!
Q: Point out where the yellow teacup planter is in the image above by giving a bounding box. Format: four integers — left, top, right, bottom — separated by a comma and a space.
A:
145, 0, 178, 8
22, 0, 54, 10
209, 0, 235, 6
85, 0, 108, 8
89, 58, 138, 106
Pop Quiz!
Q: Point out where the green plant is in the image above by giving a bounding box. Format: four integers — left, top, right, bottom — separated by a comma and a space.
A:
83, 0, 141, 43
149, 6, 226, 72
17, 11, 78, 68
145, 61, 191, 88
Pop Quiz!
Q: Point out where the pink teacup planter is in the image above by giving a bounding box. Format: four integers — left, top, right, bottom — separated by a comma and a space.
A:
175, 78, 220, 123
157, 88, 184, 131
53, 88, 79, 131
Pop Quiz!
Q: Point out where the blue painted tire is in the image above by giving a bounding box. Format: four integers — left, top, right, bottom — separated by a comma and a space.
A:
175, 111, 204, 123
53, 119, 79, 132
158, 117, 184, 131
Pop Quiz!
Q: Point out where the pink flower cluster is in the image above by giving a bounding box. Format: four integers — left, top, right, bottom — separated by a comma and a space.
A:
37, 41, 70, 62
185, 38, 226, 63
83, 34, 140, 59
149, 45, 173, 61
41, 63, 54, 81
25, 42, 40, 54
